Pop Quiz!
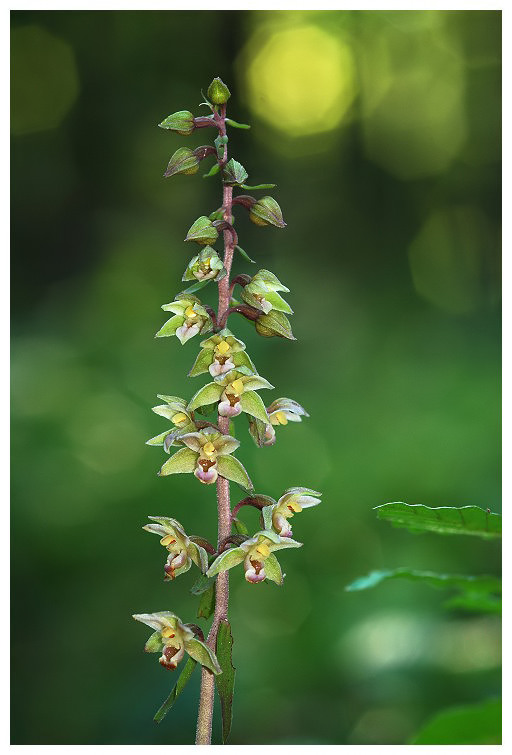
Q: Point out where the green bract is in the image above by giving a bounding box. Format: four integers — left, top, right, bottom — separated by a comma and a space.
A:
188, 329, 257, 378
143, 516, 208, 579
156, 293, 212, 344
207, 530, 302, 584
133, 612, 221, 673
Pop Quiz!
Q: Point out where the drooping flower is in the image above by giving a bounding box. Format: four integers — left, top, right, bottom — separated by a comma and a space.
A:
182, 247, 226, 284
247, 398, 309, 447
133, 612, 221, 673
187, 369, 273, 422
241, 269, 292, 315
184, 216, 219, 246
261, 487, 321, 538
188, 329, 257, 379
155, 293, 212, 344
143, 516, 208, 580
146, 395, 196, 451
207, 529, 302, 585
158, 426, 253, 490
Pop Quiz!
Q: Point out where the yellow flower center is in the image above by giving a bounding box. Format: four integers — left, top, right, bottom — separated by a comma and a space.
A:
230, 378, 244, 395
203, 441, 216, 456
161, 627, 176, 639
274, 411, 288, 425
255, 543, 271, 558
172, 412, 189, 426
216, 340, 230, 355
160, 534, 177, 547
287, 500, 303, 513
185, 306, 197, 319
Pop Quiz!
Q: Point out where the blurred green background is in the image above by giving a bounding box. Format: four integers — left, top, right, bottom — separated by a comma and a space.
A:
11, 9, 501, 745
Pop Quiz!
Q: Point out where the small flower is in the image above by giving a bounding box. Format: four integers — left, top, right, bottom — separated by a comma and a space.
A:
158, 426, 253, 491
262, 487, 321, 538
184, 216, 219, 246
164, 147, 201, 178
247, 398, 308, 448
146, 395, 196, 451
156, 293, 212, 344
249, 196, 286, 228
254, 310, 295, 340
133, 612, 221, 673
241, 270, 292, 315
188, 369, 273, 423
189, 329, 257, 378
182, 247, 226, 284
158, 110, 196, 135
207, 530, 302, 585
143, 516, 208, 580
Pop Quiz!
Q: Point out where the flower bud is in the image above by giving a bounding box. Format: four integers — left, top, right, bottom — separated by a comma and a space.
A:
207, 77, 231, 105
249, 196, 286, 228
158, 110, 195, 135
185, 216, 219, 245
164, 147, 200, 178
255, 310, 295, 340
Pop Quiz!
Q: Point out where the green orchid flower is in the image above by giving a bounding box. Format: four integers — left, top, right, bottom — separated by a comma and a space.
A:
133, 612, 221, 673
182, 247, 227, 284
207, 529, 302, 584
146, 395, 196, 451
247, 398, 309, 447
241, 269, 292, 315
143, 516, 208, 580
158, 426, 253, 490
156, 293, 212, 344
188, 329, 257, 379
261, 487, 322, 538
187, 368, 273, 423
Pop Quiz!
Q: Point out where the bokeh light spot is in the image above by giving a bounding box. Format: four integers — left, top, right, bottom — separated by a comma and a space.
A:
408, 206, 497, 314
243, 24, 357, 137
11, 25, 80, 135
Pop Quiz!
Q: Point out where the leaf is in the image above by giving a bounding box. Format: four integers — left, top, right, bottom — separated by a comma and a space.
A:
225, 118, 251, 129
443, 593, 502, 615
345, 568, 501, 595
235, 245, 255, 264
153, 657, 197, 723
223, 158, 248, 186
216, 455, 253, 491
374, 503, 502, 539
409, 699, 501, 745
203, 163, 220, 178
240, 183, 276, 190
187, 382, 223, 412
159, 447, 197, 476
239, 391, 269, 423
182, 279, 210, 295
197, 583, 215, 620
215, 620, 236, 744
185, 638, 221, 674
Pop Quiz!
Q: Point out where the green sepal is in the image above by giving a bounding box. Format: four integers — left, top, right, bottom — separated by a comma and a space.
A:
232, 350, 257, 373
164, 147, 199, 178
158, 447, 198, 476
184, 637, 221, 674
261, 505, 273, 531
187, 382, 223, 412
182, 279, 211, 295
155, 314, 183, 338
188, 348, 214, 377
232, 517, 249, 535
225, 118, 250, 129
249, 196, 286, 228
215, 620, 236, 743
263, 553, 284, 585
247, 416, 271, 447
153, 657, 197, 724
144, 631, 164, 653
185, 216, 219, 245
146, 429, 173, 447
239, 391, 270, 423
216, 455, 253, 491
188, 541, 208, 574
207, 547, 246, 577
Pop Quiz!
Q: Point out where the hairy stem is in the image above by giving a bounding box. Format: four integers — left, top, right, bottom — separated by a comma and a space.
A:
195, 103, 234, 746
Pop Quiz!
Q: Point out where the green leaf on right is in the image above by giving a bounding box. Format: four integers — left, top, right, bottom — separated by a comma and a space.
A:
215, 620, 236, 744
153, 657, 197, 724
374, 503, 501, 539
409, 699, 501, 744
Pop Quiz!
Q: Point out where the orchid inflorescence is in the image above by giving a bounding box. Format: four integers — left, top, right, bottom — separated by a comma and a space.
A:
132, 78, 321, 744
